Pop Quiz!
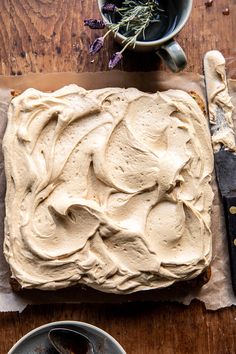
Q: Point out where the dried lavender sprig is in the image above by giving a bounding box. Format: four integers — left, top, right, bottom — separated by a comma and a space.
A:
108, 52, 123, 69
102, 3, 118, 13
84, 19, 105, 29
89, 37, 104, 55
89, 22, 120, 56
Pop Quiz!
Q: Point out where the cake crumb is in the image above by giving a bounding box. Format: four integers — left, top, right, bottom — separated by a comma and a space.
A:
205, 0, 213, 8
222, 7, 230, 15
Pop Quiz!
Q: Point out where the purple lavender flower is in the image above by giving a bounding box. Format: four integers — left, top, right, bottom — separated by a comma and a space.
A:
108, 52, 123, 69
89, 37, 104, 55
84, 19, 105, 29
102, 3, 118, 13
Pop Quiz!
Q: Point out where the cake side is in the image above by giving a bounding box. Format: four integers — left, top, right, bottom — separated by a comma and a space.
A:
3, 84, 214, 293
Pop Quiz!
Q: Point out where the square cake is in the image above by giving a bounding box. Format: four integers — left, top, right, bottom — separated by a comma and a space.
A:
3, 85, 214, 293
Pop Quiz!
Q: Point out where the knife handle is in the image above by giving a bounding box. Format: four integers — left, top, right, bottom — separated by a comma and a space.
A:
223, 196, 236, 294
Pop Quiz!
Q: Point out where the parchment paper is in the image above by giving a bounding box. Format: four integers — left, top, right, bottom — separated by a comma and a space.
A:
0, 71, 235, 312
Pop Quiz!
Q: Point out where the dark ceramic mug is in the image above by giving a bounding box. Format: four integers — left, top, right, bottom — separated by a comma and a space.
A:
98, 0, 193, 72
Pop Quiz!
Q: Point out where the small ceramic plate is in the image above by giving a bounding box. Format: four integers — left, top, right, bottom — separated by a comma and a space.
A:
8, 320, 126, 354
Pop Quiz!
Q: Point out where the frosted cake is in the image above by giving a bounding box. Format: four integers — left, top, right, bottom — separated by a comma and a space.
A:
3, 85, 214, 293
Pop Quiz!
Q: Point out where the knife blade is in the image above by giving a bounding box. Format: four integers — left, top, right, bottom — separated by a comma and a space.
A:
204, 50, 236, 294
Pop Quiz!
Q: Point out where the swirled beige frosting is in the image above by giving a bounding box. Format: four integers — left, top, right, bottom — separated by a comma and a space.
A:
204, 50, 236, 151
3, 85, 214, 293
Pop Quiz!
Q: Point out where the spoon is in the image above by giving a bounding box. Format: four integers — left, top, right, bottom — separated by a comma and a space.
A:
48, 328, 96, 354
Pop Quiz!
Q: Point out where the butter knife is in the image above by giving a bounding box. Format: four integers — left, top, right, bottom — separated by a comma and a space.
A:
204, 50, 236, 294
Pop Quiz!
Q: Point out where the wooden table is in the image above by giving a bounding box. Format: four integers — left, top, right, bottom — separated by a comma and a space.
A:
0, 1, 236, 353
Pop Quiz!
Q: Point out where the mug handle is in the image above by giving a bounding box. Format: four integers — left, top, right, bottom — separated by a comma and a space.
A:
156, 40, 187, 73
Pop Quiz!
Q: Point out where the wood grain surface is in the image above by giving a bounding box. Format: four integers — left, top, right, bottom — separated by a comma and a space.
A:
0, 1, 236, 354
1, 301, 236, 354
0, 0, 235, 75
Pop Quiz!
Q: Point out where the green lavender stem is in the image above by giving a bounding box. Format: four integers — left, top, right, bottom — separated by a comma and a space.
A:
106, 0, 164, 51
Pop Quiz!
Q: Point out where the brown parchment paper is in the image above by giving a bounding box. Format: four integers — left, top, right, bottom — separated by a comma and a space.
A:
0, 71, 236, 312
